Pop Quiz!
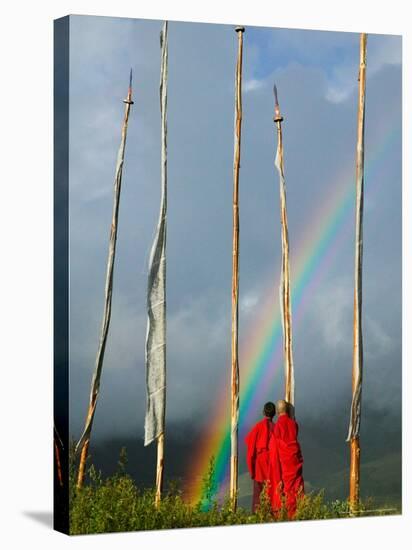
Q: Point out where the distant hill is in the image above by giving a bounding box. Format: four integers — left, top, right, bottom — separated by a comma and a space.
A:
311, 451, 402, 508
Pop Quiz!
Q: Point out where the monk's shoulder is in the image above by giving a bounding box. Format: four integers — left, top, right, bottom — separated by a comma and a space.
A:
283, 415, 297, 426
257, 417, 269, 425
290, 417, 299, 429
247, 418, 265, 437
245, 422, 257, 441
256, 417, 270, 430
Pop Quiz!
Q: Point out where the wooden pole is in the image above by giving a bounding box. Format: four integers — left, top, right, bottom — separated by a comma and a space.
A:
349, 437, 361, 508
77, 439, 90, 488
229, 25, 244, 511
155, 433, 165, 507
349, 33, 367, 512
76, 72, 134, 489
273, 86, 295, 406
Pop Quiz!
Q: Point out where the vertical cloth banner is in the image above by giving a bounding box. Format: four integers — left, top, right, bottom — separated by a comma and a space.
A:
347, 34, 367, 442
144, 21, 168, 447
75, 74, 133, 455
274, 89, 295, 406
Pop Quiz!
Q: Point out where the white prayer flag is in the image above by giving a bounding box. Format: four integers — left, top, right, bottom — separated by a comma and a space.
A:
144, 22, 168, 447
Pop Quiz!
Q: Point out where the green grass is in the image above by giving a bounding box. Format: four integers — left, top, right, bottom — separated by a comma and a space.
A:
68, 444, 399, 535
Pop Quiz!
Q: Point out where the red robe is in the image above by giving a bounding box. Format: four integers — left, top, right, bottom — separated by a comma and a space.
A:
273, 414, 304, 518
268, 431, 283, 512
245, 417, 280, 512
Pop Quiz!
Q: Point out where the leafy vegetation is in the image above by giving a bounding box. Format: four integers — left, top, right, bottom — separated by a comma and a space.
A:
68, 444, 399, 535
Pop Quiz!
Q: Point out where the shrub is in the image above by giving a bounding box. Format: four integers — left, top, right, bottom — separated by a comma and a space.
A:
68, 450, 398, 535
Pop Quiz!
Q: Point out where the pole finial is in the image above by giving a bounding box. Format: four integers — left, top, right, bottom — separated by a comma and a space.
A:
235, 26, 245, 33
273, 82, 284, 122
124, 68, 134, 105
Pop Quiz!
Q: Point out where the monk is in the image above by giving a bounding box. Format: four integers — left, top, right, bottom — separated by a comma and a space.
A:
273, 399, 304, 518
245, 401, 281, 512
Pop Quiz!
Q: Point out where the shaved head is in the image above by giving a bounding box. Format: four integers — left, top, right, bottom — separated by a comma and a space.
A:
276, 399, 288, 414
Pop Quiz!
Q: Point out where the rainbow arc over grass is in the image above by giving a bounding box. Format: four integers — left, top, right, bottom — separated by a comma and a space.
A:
186, 105, 400, 504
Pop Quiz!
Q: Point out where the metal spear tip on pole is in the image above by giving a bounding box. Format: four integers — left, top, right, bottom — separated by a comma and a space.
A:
123, 68, 134, 105
273, 83, 284, 122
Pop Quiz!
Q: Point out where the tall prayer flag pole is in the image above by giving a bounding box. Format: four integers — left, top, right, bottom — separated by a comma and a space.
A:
144, 21, 168, 509
273, 84, 295, 406
229, 25, 245, 510
75, 71, 134, 489
347, 33, 367, 511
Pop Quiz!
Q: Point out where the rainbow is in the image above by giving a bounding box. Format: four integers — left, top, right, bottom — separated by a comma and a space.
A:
186, 102, 400, 505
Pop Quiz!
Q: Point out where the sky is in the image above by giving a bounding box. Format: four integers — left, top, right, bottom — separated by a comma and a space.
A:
64, 15, 402, 502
